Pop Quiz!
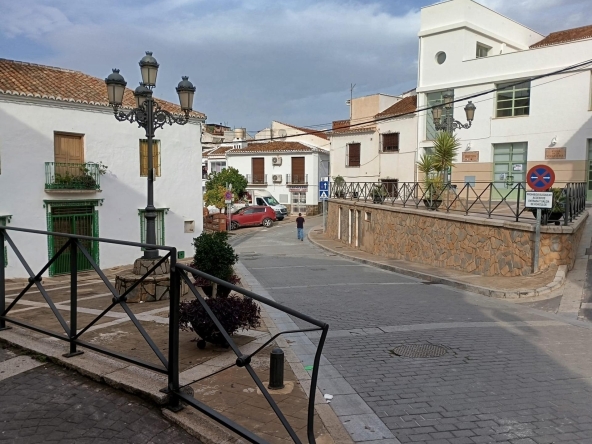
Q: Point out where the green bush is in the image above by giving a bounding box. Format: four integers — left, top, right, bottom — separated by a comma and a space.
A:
191, 231, 238, 282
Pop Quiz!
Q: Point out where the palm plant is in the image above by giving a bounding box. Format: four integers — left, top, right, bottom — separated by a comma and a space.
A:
417, 131, 460, 206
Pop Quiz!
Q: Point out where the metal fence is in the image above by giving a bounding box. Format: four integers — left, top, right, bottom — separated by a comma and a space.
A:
0, 226, 328, 444
45, 162, 102, 191
286, 174, 308, 185
330, 181, 587, 224
246, 174, 267, 185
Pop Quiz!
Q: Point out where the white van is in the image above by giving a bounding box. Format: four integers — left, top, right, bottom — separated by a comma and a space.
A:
247, 190, 288, 221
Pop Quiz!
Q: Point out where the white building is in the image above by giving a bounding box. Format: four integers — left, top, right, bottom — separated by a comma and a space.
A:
417, 0, 592, 196
255, 121, 331, 149
226, 141, 330, 215
330, 92, 418, 186
0, 58, 205, 278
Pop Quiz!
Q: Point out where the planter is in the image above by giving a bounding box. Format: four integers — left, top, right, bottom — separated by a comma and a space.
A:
191, 321, 229, 349
528, 208, 564, 226
423, 199, 442, 210
199, 285, 232, 298
372, 196, 384, 204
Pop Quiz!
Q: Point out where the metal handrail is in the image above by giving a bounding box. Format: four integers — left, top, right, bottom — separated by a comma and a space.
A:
45, 162, 101, 191
246, 174, 267, 185
0, 225, 328, 444
330, 180, 587, 224
286, 174, 308, 185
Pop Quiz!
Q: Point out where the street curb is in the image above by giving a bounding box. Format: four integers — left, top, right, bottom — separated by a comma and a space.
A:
0, 327, 243, 444
307, 227, 567, 300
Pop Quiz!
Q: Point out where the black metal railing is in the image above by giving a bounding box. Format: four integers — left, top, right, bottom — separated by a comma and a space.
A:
45, 162, 102, 191
246, 174, 267, 185
286, 174, 308, 185
330, 181, 587, 224
0, 226, 328, 444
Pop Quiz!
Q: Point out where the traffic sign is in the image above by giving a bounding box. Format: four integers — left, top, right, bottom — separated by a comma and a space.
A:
525, 191, 553, 209
527, 165, 555, 191
224, 190, 233, 204
319, 190, 329, 200
319, 181, 329, 191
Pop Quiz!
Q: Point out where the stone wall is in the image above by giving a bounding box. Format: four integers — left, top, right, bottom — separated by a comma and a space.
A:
327, 200, 588, 277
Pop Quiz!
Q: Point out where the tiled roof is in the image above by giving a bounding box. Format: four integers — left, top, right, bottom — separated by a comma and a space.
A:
330, 126, 376, 135
530, 24, 592, 49
332, 119, 350, 130
229, 141, 315, 154
0, 58, 206, 119
205, 145, 235, 157
274, 121, 329, 140
375, 95, 417, 118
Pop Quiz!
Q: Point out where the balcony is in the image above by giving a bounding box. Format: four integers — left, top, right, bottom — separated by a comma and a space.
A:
286, 174, 308, 185
246, 174, 267, 186
45, 162, 102, 193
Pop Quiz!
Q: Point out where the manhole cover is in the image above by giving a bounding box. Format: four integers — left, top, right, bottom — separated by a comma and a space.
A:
391, 344, 448, 358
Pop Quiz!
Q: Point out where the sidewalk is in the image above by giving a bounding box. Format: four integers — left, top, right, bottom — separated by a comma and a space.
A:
307, 220, 589, 299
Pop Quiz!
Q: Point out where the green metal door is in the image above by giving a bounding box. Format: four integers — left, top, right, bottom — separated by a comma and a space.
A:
493, 142, 527, 200
49, 205, 98, 276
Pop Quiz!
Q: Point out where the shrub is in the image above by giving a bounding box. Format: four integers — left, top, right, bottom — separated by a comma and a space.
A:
179, 295, 261, 346
191, 231, 238, 282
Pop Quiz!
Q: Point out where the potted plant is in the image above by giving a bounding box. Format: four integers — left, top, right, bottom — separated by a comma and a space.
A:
371, 185, 387, 204
179, 294, 261, 349
416, 131, 460, 210
190, 231, 239, 297
528, 187, 565, 225
333, 175, 346, 198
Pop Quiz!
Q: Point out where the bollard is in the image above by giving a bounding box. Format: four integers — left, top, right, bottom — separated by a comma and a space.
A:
268, 347, 285, 389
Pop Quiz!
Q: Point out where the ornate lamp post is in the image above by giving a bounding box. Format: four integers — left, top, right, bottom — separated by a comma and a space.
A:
105, 52, 196, 259
431, 93, 476, 133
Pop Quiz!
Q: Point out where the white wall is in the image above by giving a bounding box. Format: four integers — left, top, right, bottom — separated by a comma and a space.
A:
0, 98, 202, 278
330, 131, 377, 181
377, 115, 419, 183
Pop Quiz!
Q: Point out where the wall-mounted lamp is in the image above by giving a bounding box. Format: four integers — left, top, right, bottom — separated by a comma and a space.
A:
465, 142, 472, 151
550, 136, 557, 146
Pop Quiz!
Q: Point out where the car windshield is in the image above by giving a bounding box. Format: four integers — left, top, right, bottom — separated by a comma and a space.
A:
232, 208, 244, 214
264, 196, 279, 206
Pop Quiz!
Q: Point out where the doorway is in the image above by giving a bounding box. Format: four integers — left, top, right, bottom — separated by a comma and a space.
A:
291, 192, 307, 214
48, 204, 98, 276
493, 142, 527, 199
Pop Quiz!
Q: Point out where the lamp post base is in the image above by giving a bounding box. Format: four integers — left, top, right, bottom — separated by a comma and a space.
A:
114, 258, 188, 303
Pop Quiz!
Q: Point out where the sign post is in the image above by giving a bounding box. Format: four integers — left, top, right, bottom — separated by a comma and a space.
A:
319, 181, 329, 233
225, 185, 233, 231
526, 164, 555, 273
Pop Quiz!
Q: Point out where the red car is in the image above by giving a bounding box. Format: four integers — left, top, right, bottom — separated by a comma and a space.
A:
230, 205, 276, 230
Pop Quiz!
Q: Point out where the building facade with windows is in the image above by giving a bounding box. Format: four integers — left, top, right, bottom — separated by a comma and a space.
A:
0, 59, 205, 278
226, 141, 329, 215
330, 92, 418, 185
418, 0, 592, 196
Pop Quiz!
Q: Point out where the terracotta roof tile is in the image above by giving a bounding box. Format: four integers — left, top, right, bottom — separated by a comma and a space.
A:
0, 58, 206, 119
274, 121, 329, 140
332, 119, 350, 130
206, 145, 235, 157
230, 141, 315, 153
375, 95, 417, 118
330, 126, 376, 135
530, 24, 592, 49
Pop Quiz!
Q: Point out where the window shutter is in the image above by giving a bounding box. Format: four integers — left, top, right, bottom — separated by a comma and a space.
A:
382, 133, 399, 152
140, 140, 161, 177
348, 143, 360, 167
291, 157, 305, 183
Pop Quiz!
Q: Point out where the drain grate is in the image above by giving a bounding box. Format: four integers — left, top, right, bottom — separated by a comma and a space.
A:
391, 344, 448, 358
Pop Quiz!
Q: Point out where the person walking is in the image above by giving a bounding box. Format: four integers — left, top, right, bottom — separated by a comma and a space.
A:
296, 213, 305, 241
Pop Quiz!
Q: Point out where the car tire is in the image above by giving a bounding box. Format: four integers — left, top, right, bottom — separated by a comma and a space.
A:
262, 218, 273, 228
277, 217, 284, 221
231, 221, 239, 230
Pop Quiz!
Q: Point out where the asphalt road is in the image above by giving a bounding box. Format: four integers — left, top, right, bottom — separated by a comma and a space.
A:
233, 219, 592, 444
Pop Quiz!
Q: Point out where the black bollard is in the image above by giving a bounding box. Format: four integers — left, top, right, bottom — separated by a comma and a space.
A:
268, 347, 285, 389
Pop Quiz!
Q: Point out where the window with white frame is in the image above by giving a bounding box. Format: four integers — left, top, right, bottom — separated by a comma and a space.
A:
210, 161, 226, 173
476, 43, 491, 58
425, 90, 453, 140
496, 81, 530, 117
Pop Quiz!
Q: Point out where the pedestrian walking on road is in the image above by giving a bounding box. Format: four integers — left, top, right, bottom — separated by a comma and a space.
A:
296, 213, 305, 241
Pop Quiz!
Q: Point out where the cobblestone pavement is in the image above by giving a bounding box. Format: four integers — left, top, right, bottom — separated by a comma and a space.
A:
0, 345, 201, 444
233, 219, 592, 444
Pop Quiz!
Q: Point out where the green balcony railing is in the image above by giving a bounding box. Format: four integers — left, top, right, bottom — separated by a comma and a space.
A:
45, 162, 101, 191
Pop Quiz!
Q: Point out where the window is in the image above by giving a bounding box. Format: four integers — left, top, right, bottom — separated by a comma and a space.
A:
380, 179, 399, 197
210, 161, 226, 173
425, 90, 453, 140
140, 139, 161, 177
251, 158, 265, 184
382, 133, 400, 152
476, 43, 490, 58
139, 208, 167, 248
290, 157, 306, 184
346, 143, 361, 167
496, 81, 530, 117
436, 52, 446, 64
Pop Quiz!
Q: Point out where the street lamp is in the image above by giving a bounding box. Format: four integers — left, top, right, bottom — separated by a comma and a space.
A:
105, 52, 196, 259
431, 92, 476, 133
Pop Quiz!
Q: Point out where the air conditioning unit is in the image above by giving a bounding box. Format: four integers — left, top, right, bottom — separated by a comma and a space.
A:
272, 174, 282, 183
272, 156, 282, 166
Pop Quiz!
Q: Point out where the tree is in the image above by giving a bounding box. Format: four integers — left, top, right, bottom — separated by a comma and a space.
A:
431, 131, 461, 182
204, 185, 237, 210
205, 167, 248, 197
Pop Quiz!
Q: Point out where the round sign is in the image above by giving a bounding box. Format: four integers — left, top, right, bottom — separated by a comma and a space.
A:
526, 165, 555, 191
224, 191, 233, 200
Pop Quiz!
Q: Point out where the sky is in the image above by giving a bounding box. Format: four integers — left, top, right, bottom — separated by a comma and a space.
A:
0, 0, 590, 133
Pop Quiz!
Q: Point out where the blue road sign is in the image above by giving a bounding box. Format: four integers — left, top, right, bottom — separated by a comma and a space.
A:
319, 181, 329, 191
319, 190, 329, 200
527, 164, 555, 192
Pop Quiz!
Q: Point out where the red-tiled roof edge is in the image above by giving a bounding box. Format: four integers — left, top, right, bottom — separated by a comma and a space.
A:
228, 141, 320, 154
530, 24, 592, 49
274, 121, 330, 140
375, 95, 418, 118
0, 58, 206, 119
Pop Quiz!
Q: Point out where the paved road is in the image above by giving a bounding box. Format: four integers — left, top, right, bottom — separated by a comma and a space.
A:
0, 346, 200, 444
233, 219, 592, 444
